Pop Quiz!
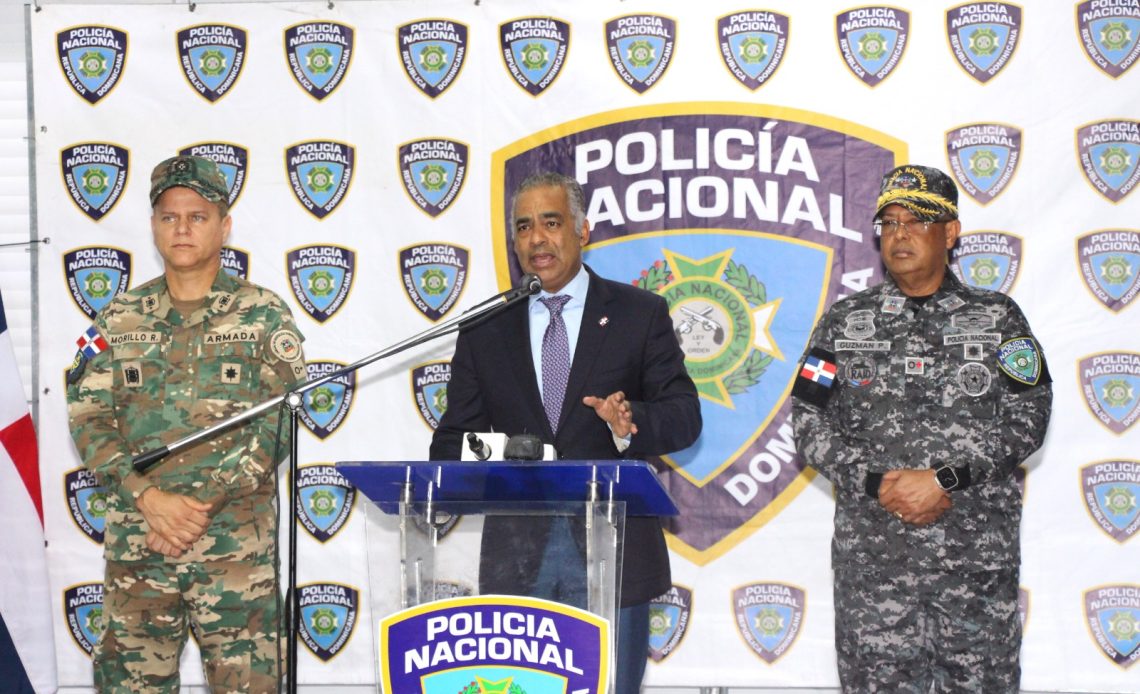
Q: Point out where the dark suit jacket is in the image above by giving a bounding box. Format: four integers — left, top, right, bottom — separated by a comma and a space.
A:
429, 267, 701, 606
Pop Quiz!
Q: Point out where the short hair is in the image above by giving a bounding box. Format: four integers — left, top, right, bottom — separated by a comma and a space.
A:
510, 172, 586, 238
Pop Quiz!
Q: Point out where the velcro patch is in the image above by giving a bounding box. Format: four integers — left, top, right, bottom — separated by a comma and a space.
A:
269, 329, 303, 363
66, 350, 87, 385
220, 362, 242, 384
121, 360, 143, 388
792, 347, 838, 408
997, 336, 1050, 389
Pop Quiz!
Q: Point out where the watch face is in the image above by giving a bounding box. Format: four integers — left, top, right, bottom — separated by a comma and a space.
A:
936, 466, 958, 491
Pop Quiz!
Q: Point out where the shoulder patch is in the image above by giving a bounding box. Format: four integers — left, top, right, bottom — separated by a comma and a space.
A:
792, 347, 838, 408
269, 329, 303, 363
66, 349, 88, 385
997, 336, 1049, 388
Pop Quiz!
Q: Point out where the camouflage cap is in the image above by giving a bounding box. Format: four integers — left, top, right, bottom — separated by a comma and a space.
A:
875, 164, 959, 222
149, 155, 229, 207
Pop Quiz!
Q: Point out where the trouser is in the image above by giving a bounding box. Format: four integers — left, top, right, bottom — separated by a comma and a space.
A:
834, 565, 1020, 694
95, 556, 280, 693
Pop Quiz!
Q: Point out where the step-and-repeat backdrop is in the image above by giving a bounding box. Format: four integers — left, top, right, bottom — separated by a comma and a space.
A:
30, 0, 1140, 689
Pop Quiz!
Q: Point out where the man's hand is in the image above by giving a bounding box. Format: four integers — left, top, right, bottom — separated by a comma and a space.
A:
136, 487, 212, 553
879, 469, 952, 526
145, 529, 184, 558
583, 391, 638, 439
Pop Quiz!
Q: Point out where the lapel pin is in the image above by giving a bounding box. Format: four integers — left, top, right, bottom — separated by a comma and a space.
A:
599, 316, 609, 326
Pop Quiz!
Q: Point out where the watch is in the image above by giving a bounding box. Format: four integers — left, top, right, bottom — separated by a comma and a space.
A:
934, 465, 963, 492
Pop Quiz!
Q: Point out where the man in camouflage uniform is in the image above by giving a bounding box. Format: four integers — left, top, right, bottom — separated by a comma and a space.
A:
66, 156, 307, 692
792, 165, 1052, 693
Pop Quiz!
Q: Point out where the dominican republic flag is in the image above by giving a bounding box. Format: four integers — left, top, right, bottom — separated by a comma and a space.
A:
77, 324, 107, 358
800, 354, 838, 387
0, 287, 57, 692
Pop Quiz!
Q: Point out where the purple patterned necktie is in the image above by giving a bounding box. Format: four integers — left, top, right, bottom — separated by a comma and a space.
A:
539, 295, 571, 434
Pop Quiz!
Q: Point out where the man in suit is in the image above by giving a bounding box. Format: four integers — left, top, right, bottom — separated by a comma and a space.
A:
430, 172, 701, 691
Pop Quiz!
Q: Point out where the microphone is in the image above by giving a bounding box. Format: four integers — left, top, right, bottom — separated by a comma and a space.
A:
519, 273, 543, 296
466, 432, 492, 461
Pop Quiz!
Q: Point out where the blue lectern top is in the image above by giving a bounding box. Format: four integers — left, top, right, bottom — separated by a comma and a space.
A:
335, 460, 678, 517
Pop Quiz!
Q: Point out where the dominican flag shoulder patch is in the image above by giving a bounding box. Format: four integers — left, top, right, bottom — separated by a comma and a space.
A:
792, 347, 839, 408
77, 325, 108, 358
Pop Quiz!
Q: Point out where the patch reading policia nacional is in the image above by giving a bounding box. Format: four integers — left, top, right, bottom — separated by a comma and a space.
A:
997, 336, 1050, 391
792, 347, 838, 408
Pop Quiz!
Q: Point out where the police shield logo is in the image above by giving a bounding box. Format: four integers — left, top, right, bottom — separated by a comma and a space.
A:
1077, 0, 1140, 79
500, 17, 570, 96
295, 464, 356, 543
733, 583, 806, 664
287, 244, 355, 323
950, 231, 1023, 294
606, 13, 677, 94
717, 12, 789, 91
649, 584, 693, 662
296, 582, 359, 662
836, 7, 909, 87
397, 19, 468, 99
1077, 119, 1140, 203
1079, 351, 1140, 435
1081, 460, 1140, 543
220, 245, 250, 280
63, 246, 131, 318
379, 596, 608, 691
64, 583, 104, 656
177, 24, 247, 102
493, 104, 900, 563
285, 21, 354, 100
412, 361, 451, 430
1085, 584, 1140, 668
398, 138, 468, 218
286, 140, 355, 219
946, 123, 1022, 204
178, 142, 248, 208
56, 25, 127, 104
65, 467, 106, 544
400, 243, 469, 322
946, 2, 1022, 83
1077, 229, 1140, 312
300, 361, 355, 440
61, 143, 129, 222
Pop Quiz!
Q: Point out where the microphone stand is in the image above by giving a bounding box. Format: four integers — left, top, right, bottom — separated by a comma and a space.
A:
129, 274, 541, 694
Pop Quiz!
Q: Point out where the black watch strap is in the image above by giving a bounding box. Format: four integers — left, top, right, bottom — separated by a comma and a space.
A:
936, 465, 972, 492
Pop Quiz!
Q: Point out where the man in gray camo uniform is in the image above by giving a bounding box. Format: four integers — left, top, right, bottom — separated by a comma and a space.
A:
67, 155, 306, 692
792, 164, 1052, 693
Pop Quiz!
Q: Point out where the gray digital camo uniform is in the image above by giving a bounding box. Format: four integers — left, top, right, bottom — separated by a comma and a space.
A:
67, 268, 306, 693
793, 272, 1051, 693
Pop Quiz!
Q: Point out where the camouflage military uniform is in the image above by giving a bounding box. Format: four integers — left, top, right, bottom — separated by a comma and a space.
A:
792, 272, 1051, 693
67, 268, 306, 693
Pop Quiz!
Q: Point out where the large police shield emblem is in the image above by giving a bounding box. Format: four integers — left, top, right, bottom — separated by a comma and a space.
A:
500, 17, 571, 96
397, 19, 468, 99
61, 143, 129, 222
64, 582, 104, 656
379, 597, 609, 692
398, 138, 469, 218
717, 11, 789, 91
296, 582, 359, 662
1079, 351, 1140, 435
56, 25, 127, 104
286, 244, 355, 323
300, 361, 356, 440
946, 123, 1022, 204
732, 582, 806, 664
177, 23, 247, 102
648, 584, 693, 662
178, 142, 248, 209
836, 7, 909, 87
412, 361, 451, 430
950, 231, 1023, 294
605, 13, 677, 94
65, 467, 106, 544
220, 245, 250, 280
285, 21, 354, 100
295, 464, 356, 543
493, 103, 901, 563
1077, 229, 1140, 312
63, 246, 131, 318
286, 140, 355, 219
945, 2, 1022, 83
1077, 119, 1140, 203
1084, 584, 1140, 668
1077, 0, 1140, 79
1081, 460, 1140, 543
399, 243, 469, 322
